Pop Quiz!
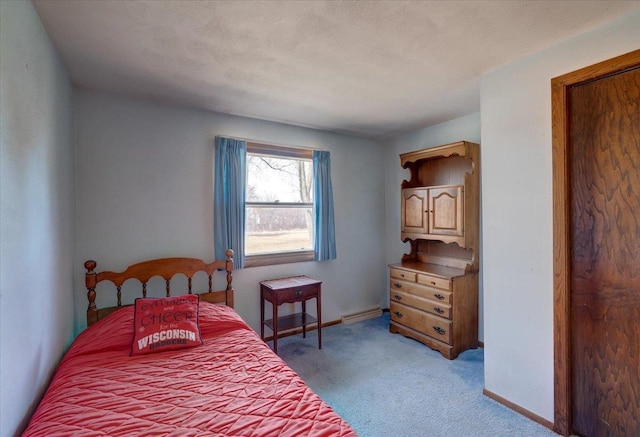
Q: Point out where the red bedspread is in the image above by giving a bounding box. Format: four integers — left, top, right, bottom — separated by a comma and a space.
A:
23, 303, 356, 436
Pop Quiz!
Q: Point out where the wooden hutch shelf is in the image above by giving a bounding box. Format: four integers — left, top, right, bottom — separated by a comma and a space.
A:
390, 141, 480, 360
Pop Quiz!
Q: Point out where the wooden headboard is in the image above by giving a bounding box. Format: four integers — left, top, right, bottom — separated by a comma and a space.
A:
84, 250, 234, 326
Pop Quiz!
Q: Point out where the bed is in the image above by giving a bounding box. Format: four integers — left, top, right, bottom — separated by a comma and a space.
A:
23, 251, 356, 436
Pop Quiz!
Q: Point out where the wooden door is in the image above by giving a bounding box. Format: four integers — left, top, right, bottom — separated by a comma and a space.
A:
568, 66, 640, 436
401, 188, 428, 234
428, 185, 464, 237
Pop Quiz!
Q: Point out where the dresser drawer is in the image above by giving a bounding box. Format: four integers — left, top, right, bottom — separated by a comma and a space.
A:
390, 268, 417, 282
417, 273, 451, 291
390, 289, 451, 319
390, 302, 452, 344
389, 279, 452, 304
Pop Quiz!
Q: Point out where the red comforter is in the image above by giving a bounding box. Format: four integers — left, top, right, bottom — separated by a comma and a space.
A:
23, 303, 356, 436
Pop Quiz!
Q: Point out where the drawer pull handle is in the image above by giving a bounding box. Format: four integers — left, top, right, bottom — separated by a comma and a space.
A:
394, 294, 402, 300
430, 281, 436, 285
296, 290, 303, 297
433, 326, 446, 335
394, 282, 402, 288
434, 294, 445, 300
393, 311, 403, 318
434, 307, 444, 314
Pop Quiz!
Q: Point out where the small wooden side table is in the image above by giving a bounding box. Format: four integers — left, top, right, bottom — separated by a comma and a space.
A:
260, 275, 322, 354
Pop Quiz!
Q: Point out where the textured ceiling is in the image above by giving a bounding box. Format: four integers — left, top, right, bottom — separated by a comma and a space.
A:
33, 0, 640, 138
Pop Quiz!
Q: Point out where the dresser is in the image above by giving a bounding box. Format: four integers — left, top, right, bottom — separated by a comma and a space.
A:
389, 262, 478, 359
390, 141, 480, 360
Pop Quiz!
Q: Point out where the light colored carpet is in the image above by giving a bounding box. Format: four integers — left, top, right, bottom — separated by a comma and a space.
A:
276, 313, 558, 437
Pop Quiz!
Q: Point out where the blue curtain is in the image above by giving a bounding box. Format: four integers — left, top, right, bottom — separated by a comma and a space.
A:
313, 150, 337, 261
214, 137, 246, 268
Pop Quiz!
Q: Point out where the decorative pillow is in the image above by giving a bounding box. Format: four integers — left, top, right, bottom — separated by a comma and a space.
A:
131, 294, 203, 355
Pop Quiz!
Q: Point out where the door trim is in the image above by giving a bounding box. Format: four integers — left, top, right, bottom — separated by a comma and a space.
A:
551, 49, 640, 437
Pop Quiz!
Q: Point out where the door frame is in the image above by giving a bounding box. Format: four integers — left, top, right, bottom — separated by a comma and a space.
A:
551, 49, 640, 437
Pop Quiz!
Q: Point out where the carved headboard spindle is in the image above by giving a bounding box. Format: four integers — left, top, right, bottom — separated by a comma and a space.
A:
188, 277, 193, 294
117, 286, 122, 307
84, 260, 97, 311
225, 249, 234, 308
165, 279, 171, 297
225, 249, 233, 292
142, 283, 147, 298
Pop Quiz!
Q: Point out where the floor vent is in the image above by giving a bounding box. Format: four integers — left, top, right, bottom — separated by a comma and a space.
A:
341, 307, 382, 325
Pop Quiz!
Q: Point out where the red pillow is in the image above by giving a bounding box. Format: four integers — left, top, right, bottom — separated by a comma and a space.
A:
131, 294, 203, 355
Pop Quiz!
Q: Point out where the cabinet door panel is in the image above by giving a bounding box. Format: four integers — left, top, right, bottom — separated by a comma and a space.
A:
429, 186, 464, 236
401, 189, 428, 234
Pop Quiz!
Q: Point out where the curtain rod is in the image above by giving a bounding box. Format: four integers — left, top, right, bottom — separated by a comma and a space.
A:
215, 134, 327, 152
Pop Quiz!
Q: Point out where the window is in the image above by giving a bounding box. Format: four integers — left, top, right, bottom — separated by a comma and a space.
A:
244, 143, 315, 266
214, 136, 335, 269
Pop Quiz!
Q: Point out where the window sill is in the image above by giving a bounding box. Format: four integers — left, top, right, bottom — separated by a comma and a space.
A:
244, 250, 314, 268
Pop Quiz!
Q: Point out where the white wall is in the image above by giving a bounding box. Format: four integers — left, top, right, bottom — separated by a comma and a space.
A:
0, 1, 75, 436
384, 113, 483, 340
74, 90, 387, 334
481, 9, 640, 422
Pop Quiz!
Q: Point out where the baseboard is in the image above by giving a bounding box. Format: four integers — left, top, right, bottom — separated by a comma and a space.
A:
341, 307, 382, 324
483, 389, 554, 431
262, 319, 342, 342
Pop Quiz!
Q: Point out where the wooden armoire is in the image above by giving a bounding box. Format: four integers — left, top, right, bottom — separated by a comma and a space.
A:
389, 141, 480, 359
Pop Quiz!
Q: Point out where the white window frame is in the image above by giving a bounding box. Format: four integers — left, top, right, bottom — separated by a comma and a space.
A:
244, 142, 314, 267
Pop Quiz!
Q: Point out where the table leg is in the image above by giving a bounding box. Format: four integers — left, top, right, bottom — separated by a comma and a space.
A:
260, 287, 265, 341
272, 299, 278, 354
317, 290, 322, 350
302, 299, 307, 338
